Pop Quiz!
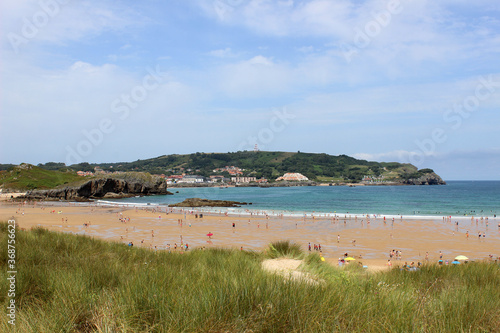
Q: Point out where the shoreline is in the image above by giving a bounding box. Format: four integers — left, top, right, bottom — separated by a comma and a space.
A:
2, 200, 498, 271
6, 194, 499, 221
90, 199, 500, 221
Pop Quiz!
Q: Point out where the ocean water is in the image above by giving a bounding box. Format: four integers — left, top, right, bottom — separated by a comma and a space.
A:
102, 181, 500, 218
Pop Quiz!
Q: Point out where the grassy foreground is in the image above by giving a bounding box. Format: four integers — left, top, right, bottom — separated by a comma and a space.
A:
1, 223, 499, 332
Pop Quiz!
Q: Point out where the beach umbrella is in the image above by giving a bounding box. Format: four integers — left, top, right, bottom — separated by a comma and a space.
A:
451, 260, 461, 265
345, 257, 356, 261
454, 255, 469, 260
206, 232, 213, 238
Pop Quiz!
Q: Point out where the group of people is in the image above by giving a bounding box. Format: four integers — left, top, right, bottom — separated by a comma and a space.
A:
308, 242, 322, 251
389, 249, 403, 260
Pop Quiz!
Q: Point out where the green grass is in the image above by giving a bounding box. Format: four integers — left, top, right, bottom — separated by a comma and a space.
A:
1, 224, 499, 332
316, 176, 346, 182
0, 164, 81, 191
0, 164, 165, 193
266, 240, 304, 259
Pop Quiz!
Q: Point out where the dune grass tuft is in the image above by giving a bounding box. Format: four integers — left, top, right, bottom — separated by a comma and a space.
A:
266, 240, 304, 259
1, 223, 499, 332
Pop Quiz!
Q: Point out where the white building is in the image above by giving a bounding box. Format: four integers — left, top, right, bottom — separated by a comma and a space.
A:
276, 173, 309, 181
178, 175, 206, 183
231, 176, 257, 183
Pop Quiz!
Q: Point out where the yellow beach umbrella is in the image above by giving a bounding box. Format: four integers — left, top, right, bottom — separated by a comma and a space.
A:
345, 257, 356, 261
454, 255, 469, 260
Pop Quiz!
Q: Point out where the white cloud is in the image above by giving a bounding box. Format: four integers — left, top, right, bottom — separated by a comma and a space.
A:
0, 56, 198, 163
296, 46, 315, 53
352, 149, 500, 179
198, 0, 500, 68
208, 47, 238, 58
212, 55, 294, 97
199, 0, 354, 38
352, 150, 439, 164
1, 0, 144, 54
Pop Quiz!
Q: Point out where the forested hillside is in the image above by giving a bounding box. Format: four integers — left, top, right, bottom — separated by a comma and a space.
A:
64, 151, 430, 182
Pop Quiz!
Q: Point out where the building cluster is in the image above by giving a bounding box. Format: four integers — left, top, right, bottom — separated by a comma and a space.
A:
76, 165, 309, 185
361, 175, 386, 183
76, 171, 94, 176
165, 175, 269, 184
212, 166, 244, 175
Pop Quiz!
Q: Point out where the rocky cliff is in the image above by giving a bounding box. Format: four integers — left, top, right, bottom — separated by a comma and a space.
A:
401, 172, 446, 185
22, 176, 172, 201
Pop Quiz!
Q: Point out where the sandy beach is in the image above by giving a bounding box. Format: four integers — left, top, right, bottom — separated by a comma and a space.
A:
1, 199, 499, 271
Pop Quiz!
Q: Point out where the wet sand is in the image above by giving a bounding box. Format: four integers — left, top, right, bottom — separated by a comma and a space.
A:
1, 201, 499, 271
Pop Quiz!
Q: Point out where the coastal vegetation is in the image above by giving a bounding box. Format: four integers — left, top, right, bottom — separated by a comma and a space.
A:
1, 223, 498, 332
76, 151, 424, 182
0, 152, 445, 192
1, 151, 443, 186
0, 164, 80, 191
0, 164, 171, 195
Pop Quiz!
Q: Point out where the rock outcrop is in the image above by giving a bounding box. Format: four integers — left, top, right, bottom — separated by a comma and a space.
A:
170, 198, 250, 207
22, 176, 172, 201
401, 172, 446, 185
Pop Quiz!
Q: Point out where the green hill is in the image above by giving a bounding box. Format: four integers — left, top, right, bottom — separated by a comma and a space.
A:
65, 151, 436, 183
1, 152, 444, 191
0, 164, 81, 191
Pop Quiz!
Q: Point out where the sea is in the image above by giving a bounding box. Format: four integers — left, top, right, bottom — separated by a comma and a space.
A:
100, 181, 500, 220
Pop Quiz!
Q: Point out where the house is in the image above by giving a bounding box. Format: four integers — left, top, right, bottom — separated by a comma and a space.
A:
213, 166, 244, 175
76, 171, 93, 176
209, 175, 226, 183
166, 175, 183, 184
94, 167, 106, 175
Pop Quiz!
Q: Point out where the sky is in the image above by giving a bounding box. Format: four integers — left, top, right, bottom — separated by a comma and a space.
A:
1, 0, 499, 180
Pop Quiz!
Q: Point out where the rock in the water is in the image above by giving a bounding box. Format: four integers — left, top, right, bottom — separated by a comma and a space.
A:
402, 172, 446, 185
170, 198, 248, 207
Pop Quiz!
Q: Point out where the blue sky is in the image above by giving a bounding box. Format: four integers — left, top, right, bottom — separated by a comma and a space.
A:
1, 0, 499, 180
